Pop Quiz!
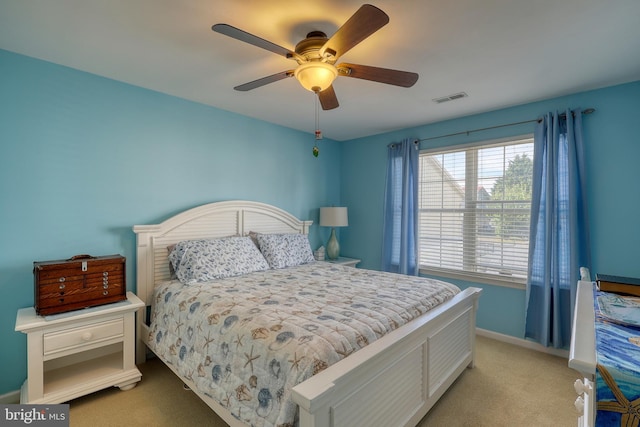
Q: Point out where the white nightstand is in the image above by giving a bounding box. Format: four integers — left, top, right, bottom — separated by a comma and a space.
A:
323, 256, 361, 267
15, 291, 144, 404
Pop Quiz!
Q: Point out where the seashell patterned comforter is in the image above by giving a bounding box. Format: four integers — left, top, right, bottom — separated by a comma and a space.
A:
148, 262, 460, 427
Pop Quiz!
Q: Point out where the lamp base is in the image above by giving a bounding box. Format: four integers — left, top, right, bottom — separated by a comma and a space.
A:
326, 228, 340, 260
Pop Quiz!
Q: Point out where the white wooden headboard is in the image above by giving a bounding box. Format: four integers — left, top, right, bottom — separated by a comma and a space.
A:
132, 200, 312, 306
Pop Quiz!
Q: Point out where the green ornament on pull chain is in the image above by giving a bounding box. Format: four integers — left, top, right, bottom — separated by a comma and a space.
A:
313, 129, 321, 157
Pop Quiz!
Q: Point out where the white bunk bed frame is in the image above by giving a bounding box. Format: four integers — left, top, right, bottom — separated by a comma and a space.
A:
133, 200, 482, 427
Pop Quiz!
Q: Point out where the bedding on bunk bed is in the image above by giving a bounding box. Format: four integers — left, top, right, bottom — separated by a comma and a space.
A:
147, 236, 460, 427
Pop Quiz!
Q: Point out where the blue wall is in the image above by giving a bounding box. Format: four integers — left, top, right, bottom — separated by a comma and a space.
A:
340, 80, 640, 338
0, 50, 342, 395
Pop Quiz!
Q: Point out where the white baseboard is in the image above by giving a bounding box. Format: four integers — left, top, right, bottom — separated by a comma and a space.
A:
0, 390, 20, 404
476, 327, 569, 358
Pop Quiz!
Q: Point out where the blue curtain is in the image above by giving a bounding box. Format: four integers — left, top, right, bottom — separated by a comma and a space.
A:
525, 109, 591, 348
382, 138, 419, 275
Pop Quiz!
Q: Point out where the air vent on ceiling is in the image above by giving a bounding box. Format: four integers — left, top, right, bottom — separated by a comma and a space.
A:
432, 92, 468, 104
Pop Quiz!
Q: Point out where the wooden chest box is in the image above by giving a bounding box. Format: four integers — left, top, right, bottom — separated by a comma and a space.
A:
34, 254, 127, 315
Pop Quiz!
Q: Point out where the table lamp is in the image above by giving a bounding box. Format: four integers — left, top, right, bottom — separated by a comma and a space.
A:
319, 207, 348, 260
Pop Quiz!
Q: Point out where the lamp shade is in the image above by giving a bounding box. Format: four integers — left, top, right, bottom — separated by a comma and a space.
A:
294, 62, 338, 92
319, 207, 348, 227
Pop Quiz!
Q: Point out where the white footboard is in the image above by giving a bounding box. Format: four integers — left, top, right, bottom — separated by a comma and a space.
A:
292, 287, 481, 427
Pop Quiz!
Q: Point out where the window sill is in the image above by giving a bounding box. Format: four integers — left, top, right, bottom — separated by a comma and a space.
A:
419, 267, 526, 290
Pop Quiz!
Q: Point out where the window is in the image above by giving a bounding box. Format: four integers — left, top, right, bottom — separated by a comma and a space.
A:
418, 136, 534, 286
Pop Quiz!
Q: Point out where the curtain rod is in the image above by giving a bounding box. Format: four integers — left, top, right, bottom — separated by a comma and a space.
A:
416, 108, 595, 143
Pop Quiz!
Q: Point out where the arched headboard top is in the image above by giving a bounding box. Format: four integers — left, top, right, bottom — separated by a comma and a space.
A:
133, 200, 313, 305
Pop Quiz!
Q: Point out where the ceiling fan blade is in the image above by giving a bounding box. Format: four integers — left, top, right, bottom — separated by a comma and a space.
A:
318, 86, 339, 110
212, 24, 297, 59
234, 71, 294, 91
320, 4, 389, 60
337, 63, 419, 87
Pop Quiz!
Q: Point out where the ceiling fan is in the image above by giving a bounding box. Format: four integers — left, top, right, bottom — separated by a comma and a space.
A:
212, 4, 419, 110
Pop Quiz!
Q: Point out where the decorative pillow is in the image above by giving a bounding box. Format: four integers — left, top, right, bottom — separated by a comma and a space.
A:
247, 231, 259, 248
167, 244, 179, 278
255, 233, 316, 269
168, 237, 269, 284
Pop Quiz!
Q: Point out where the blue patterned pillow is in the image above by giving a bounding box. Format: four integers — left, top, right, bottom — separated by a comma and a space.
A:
255, 233, 316, 269
169, 237, 269, 284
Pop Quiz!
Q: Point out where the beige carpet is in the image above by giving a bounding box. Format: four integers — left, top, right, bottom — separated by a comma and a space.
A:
69, 335, 579, 426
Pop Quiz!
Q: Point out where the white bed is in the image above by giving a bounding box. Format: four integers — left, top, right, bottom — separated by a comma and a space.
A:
133, 200, 482, 427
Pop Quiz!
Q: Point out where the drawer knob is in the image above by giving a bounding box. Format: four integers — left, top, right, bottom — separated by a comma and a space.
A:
574, 379, 592, 395
81, 332, 93, 341
574, 396, 585, 414
59, 284, 66, 290
103, 290, 109, 296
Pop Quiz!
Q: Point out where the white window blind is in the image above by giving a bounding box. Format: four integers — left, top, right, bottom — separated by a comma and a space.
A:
418, 137, 534, 285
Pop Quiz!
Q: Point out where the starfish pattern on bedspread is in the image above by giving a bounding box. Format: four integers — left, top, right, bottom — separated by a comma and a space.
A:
597, 364, 640, 426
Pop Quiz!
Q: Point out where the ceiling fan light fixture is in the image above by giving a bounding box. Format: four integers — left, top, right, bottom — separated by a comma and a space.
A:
294, 62, 338, 93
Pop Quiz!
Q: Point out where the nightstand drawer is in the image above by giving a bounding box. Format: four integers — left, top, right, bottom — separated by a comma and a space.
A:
43, 318, 123, 356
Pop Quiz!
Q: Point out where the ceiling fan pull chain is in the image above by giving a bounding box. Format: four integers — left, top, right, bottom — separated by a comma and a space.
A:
313, 92, 321, 157
315, 93, 322, 140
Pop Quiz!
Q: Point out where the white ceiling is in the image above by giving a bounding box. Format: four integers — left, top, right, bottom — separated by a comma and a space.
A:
2, 0, 640, 141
